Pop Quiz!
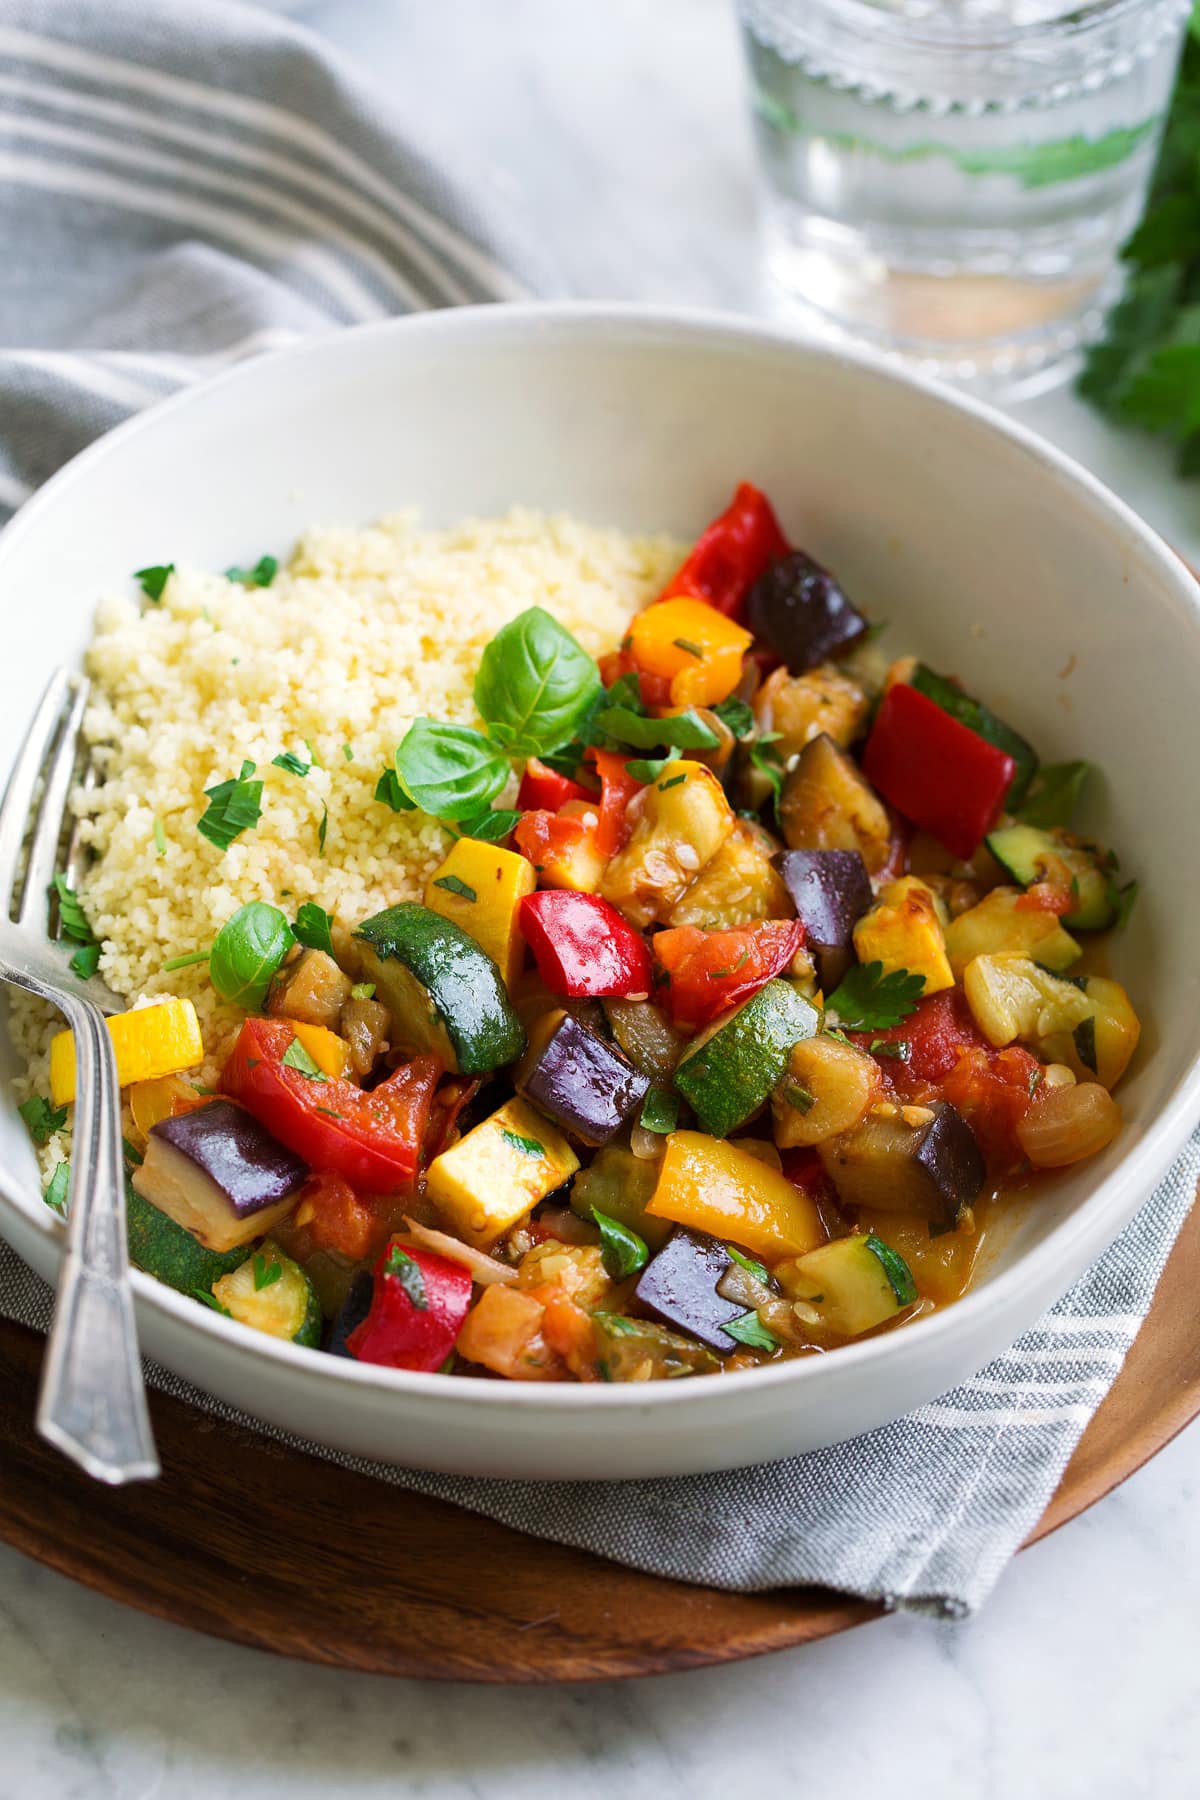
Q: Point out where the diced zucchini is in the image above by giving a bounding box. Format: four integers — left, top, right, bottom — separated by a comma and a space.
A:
667, 818, 792, 930
591, 1313, 720, 1380
424, 838, 535, 992
425, 1096, 580, 1246
1036, 974, 1141, 1091
778, 1232, 917, 1336
778, 733, 893, 874
673, 977, 820, 1138
910, 665, 1038, 807
354, 902, 525, 1075
944, 887, 1080, 976
600, 759, 735, 929
126, 1181, 249, 1294
962, 953, 1092, 1054
984, 824, 1115, 931
50, 998, 204, 1107
210, 1240, 322, 1347
852, 876, 953, 995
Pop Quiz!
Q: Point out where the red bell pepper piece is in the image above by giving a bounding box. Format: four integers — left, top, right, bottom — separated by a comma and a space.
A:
222, 1017, 440, 1194
652, 919, 805, 1029
597, 646, 672, 709
347, 1238, 472, 1372
862, 682, 1015, 861
661, 481, 790, 619
517, 756, 592, 813
585, 747, 642, 857
519, 889, 653, 998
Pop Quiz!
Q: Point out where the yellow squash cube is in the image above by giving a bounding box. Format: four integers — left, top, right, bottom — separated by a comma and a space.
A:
50, 998, 204, 1107
426, 1096, 579, 1247
425, 838, 535, 991
852, 876, 953, 995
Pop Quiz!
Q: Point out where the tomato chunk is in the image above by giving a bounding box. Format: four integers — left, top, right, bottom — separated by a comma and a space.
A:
653, 919, 805, 1030
517, 757, 591, 813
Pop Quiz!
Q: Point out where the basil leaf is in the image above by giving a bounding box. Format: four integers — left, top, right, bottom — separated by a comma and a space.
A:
197, 763, 263, 851
723, 1310, 780, 1351
1016, 760, 1092, 829
592, 705, 719, 751
49, 874, 97, 946
474, 606, 601, 756
394, 719, 509, 821
44, 1161, 69, 1215
375, 767, 414, 812
293, 902, 334, 956
226, 554, 278, 588
69, 943, 102, 979
18, 1096, 67, 1146
456, 807, 523, 842
253, 1252, 283, 1291
281, 1036, 328, 1081
500, 1128, 545, 1157
209, 902, 294, 1009
433, 874, 477, 902
726, 1244, 771, 1285
593, 1207, 650, 1281
272, 748, 311, 777
624, 757, 672, 783
384, 1244, 429, 1309
712, 697, 754, 738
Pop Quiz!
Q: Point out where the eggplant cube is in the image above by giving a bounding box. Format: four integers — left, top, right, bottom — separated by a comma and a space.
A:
818, 1099, 984, 1232
634, 1226, 744, 1354
518, 1013, 649, 1147
775, 847, 873, 989
325, 1270, 375, 1359
745, 550, 869, 673
131, 1099, 309, 1253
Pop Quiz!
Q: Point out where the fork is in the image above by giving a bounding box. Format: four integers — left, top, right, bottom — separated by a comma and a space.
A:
0, 668, 159, 1482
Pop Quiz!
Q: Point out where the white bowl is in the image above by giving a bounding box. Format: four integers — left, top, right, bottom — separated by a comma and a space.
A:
1, 304, 1198, 1480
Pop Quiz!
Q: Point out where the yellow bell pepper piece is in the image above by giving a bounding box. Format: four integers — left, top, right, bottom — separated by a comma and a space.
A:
427, 1096, 580, 1248
646, 1130, 825, 1262
853, 875, 954, 996
628, 598, 753, 709
285, 1020, 350, 1080
50, 998, 204, 1107
425, 837, 535, 990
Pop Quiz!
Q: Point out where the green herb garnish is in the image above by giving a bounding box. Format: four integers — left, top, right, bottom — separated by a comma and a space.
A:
783, 1082, 816, 1113
122, 1136, 144, 1169
69, 944, 101, 979
44, 1161, 69, 1214
1015, 760, 1092, 830
624, 757, 673, 783
350, 982, 376, 1001
672, 637, 704, 658
826, 961, 926, 1031
1073, 1015, 1099, 1074
501, 1128, 545, 1158
456, 808, 522, 842
225, 554, 278, 588
712, 696, 755, 738
384, 1244, 429, 1309
253, 1253, 283, 1291
293, 901, 334, 956
153, 815, 167, 856
197, 760, 263, 851
723, 1310, 780, 1352
135, 563, 174, 601
49, 874, 97, 946
272, 748, 311, 778
726, 1244, 770, 1285
375, 767, 413, 812
341, 743, 354, 762
209, 901, 293, 1009
707, 948, 751, 980
317, 803, 328, 855
433, 874, 477, 902
281, 1037, 328, 1081
394, 719, 509, 821
194, 1288, 232, 1316
161, 948, 211, 972
18, 1096, 67, 1146
593, 705, 718, 752
658, 773, 687, 791
866, 1233, 918, 1306
868, 1038, 912, 1062
593, 1207, 650, 1281
474, 605, 601, 758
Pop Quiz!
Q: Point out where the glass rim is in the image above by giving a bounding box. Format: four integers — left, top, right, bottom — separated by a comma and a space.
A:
742, 0, 1188, 52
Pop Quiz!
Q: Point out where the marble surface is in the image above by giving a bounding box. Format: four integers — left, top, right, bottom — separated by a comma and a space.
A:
3, 0, 1199, 1793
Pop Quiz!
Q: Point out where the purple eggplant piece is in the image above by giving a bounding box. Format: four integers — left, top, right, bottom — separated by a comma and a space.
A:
132, 1098, 309, 1253
775, 847, 872, 987
916, 1102, 985, 1233
818, 1099, 983, 1232
519, 1013, 649, 1146
745, 550, 869, 673
325, 1270, 374, 1359
634, 1227, 744, 1353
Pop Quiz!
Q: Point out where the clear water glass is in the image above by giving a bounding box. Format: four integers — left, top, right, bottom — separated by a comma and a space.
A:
737, 0, 1191, 394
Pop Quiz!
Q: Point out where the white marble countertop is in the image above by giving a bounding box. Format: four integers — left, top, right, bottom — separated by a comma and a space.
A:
4, 1, 1199, 1793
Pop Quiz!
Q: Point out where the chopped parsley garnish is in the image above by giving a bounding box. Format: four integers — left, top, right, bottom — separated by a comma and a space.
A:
1073, 1015, 1099, 1074
314, 1106, 345, 1120
783, 1082, 816, 1113
153, 815, 167, 856
49, 874, 97, 946
194, 1288, 232, 1316
350, 982, 376, 1001
272, 748, 311, 778
225, 554, 278, 588
293, 902, 334, 956
253, 1253, 283, 1291
639, 1086, 679, 1134
725, 1244, 770, 1286
712, 696, 755, 738
658, 773, 687, 791
161, 948, 211, 972
707, 948, 751, 980
384, 1244, 429, 1309
433, 874, 477, 902
723, 1310, 780, 1352
18, 1096, 67, 1146
197, 761, 263, 851
69, 944, 102, 979
747, 733, 785, 814
44, 1161, 69, 1214
672, 637, 704, 658
375, 767, 413, 812
457, 808, 522, 843
826, 961, 926, 1031
317, 803, 328, 855
501, 1128, 545, 1158
342, 743, 354, 762
281, 1036, 328, 1081
134, 563, 174, 601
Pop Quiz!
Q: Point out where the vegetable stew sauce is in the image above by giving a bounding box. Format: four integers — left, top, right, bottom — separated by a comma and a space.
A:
43, 482, 1141, 1382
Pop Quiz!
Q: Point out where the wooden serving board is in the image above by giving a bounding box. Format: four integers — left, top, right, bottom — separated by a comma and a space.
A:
1, 1198, 1197, 1683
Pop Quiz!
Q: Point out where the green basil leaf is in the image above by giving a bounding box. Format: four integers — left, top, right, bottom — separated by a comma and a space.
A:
375, 767, 414, 812
593, 1207, 650, 1281
44, 1161, 69, 1215
592, 705, 719, 751
1016, 761, 1092, 829
209, 902, 294, 1009
723, 1310, 780, 1351
473, 606, 601, 756
712, 697, 755, 739
293, 902, 334, 956
197, 763, 263, 851
281, 1036, 328, 1081
225, 554, 278, 588
384, 1244, 429, 1309
456, 807, 523, 842
394, 719, 509, 821
69, 943, 102, 980
18, 1096, 68, 1146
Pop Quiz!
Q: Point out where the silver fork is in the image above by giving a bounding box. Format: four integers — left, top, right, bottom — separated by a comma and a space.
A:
0, 669, 159, 1482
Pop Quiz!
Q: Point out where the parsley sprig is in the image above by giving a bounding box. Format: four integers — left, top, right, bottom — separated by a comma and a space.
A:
825, 961, 926, 1031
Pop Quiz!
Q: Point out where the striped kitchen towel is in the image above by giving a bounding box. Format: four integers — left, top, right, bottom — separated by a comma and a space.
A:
0, 0, 1195, 1618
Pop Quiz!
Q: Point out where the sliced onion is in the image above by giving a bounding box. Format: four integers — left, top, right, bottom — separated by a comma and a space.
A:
399, 1216, 517, 1284
1016, 1083, 1122, 1169
716, 1262, 774, 1311
630, 1124, 665, 1162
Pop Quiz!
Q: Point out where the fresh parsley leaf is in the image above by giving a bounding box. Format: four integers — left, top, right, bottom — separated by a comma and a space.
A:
1016, 760, 1092, 829
725, 1244, 770, 1286
723, 1310, 780, 1352
135, 562, 174, 601
69, 943, 101, 979
225, 554, 278, 588
474, 606, 601, 757
658, 772, 687, 791
711, 697, 754, 738
293, 901, 334, 956
593, 1207, 650, 1281
281, 1036, 328, 1081
826, 961, 926, 1031
375, 766, 414, 812
49, 874, 97, 946
253, 1253, 283, 1291
384, 1244, 429, 1309
501, 1128, 545, 1158
272, 748, 311, 777
44, 1161, 69, 1214
433, 874, 477, 902
18, 1096, 67, 1146
639, 1086, 679, 1134
197, 762, 263, 851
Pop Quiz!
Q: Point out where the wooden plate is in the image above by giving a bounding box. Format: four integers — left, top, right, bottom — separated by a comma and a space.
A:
1, 1196, 1197, 1683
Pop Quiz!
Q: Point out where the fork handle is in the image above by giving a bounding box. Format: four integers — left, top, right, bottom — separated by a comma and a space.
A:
36, 997, 159, 1483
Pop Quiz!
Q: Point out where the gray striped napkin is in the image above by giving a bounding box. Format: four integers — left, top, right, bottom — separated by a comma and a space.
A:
0, 0, 1194, 1618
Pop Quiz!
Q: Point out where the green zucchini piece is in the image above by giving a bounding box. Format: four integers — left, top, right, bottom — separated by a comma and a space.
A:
126, 1181, 249, 1294
354, 902, 525, 1075
782, 1231, 917, 1336
210, 1240, 322, 1347
673, 978, 819, 1138
911, 664, 1038, 807
985, 824, 1114, 931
